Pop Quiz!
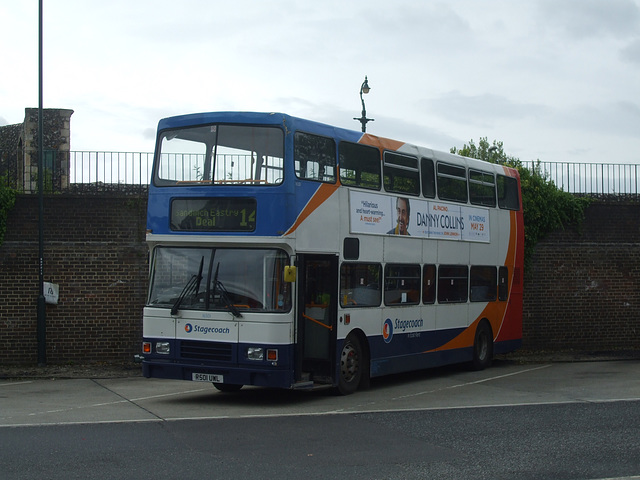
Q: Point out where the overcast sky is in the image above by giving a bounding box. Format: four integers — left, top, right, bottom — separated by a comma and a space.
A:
1, 0, 639, 164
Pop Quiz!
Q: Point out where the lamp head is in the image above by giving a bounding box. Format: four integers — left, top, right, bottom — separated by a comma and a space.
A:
361, 76, 371, 94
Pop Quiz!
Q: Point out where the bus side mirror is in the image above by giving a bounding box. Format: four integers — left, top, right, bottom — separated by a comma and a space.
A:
284, 266, 297, 283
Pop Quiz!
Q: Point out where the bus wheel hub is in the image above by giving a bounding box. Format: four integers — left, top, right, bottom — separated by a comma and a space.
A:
341, 344, 358, 381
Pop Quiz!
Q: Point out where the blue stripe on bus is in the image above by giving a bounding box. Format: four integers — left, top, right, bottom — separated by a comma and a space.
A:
369, 347, 474, 378
147, 180, 326, 236
366, 327, 467, 378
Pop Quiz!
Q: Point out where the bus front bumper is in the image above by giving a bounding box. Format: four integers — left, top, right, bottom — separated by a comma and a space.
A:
142, 359, 295, 390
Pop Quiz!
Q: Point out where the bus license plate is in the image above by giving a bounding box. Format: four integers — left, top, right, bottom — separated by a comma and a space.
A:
192, 373, 223, 383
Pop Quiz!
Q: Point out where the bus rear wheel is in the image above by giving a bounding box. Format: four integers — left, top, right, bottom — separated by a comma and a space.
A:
337, 334, 364, 395
471, 321, 493, 371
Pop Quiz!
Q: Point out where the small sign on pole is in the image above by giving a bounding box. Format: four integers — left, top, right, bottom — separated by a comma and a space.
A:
43, 282, 59, 305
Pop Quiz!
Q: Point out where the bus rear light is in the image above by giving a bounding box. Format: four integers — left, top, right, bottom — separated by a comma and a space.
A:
143, 342, 151, 354
267, 349, 278, 362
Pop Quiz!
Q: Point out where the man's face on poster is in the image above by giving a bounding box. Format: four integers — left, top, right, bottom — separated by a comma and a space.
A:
396, 198, 409, 235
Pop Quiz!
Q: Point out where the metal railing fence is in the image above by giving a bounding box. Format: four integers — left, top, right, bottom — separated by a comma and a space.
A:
525, 161, 639, 196
71, 151, 154, 186
1, 149, 640, 197
68, 151, 153, 194
0, 150, 154, 194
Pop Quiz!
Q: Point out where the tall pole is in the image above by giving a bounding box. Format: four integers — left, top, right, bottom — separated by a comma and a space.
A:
37, 0, 46, 366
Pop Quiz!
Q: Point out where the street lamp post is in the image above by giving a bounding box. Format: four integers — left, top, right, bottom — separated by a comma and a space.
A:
37, 0, 46, 366
353, 76, 374, 133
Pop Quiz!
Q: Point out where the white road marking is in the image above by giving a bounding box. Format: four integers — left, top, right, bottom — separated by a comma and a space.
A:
393, 364, 553, 400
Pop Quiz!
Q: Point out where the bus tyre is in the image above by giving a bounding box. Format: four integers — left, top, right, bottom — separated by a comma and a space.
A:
213, 383, 243, 392
338, 334, 364, 395
472, 321, 493, 371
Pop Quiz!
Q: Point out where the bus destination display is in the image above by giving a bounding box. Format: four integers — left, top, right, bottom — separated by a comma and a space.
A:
171, 198, 257, 232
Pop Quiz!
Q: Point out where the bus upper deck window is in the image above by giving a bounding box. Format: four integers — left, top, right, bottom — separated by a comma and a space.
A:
155, 124, 284, 186
497, 175, 520, 210
294, 131, 336, 183
469, 170, 496, 207
383, 152, 419, 196
437, 163, 468, 203
339, 141, 381, 190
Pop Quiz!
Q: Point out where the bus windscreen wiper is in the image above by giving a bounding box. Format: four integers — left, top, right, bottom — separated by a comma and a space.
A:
171, 257, 204, 315
211, 262, 243, 318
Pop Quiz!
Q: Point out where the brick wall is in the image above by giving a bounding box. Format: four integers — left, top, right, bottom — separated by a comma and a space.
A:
523, 200, 640, 350
0, 195, 638, 365
0, 194, 148, 365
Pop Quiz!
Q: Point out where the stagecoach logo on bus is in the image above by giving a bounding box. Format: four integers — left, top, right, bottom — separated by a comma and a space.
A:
383, 317, 424, 343
383, 318, 394, 343
184, 323, 231, 335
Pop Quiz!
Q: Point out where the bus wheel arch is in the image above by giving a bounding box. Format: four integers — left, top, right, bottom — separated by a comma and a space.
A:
337, 329, 370, 395
471, 319, 494, 371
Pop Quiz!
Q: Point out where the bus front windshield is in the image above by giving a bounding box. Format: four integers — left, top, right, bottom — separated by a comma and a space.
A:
155, 124, 284, 185
148, 247, 291, 314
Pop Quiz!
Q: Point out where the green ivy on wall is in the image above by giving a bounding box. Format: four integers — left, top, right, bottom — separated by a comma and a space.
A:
451, 137, 590, 269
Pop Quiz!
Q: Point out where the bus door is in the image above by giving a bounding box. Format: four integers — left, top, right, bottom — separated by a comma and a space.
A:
296, 254, 338, 385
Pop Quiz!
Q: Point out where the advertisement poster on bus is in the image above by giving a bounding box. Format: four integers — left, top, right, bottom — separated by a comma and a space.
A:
349, 190, 490, 242
349, 190, 395, 235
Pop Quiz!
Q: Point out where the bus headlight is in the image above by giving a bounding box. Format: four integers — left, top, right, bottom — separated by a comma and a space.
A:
156, 342, 171, 355
247, 347, 264, 361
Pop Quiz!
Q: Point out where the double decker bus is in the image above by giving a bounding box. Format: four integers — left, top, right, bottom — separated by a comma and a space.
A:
141, 111, 523, 394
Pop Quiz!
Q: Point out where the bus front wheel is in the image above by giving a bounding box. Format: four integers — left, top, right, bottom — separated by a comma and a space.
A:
471, 321, 493, 371
337, 334, 365, 395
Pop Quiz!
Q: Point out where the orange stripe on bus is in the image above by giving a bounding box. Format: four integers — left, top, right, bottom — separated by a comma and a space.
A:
284, 183, 340, 236
359, 134, 405, 151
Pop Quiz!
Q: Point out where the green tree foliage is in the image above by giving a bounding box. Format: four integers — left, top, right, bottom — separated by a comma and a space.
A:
451, 137, 590, 268
0, 175, 17, 246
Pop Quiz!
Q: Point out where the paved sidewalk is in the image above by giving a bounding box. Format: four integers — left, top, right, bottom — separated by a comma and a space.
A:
0, 362, 142, 380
